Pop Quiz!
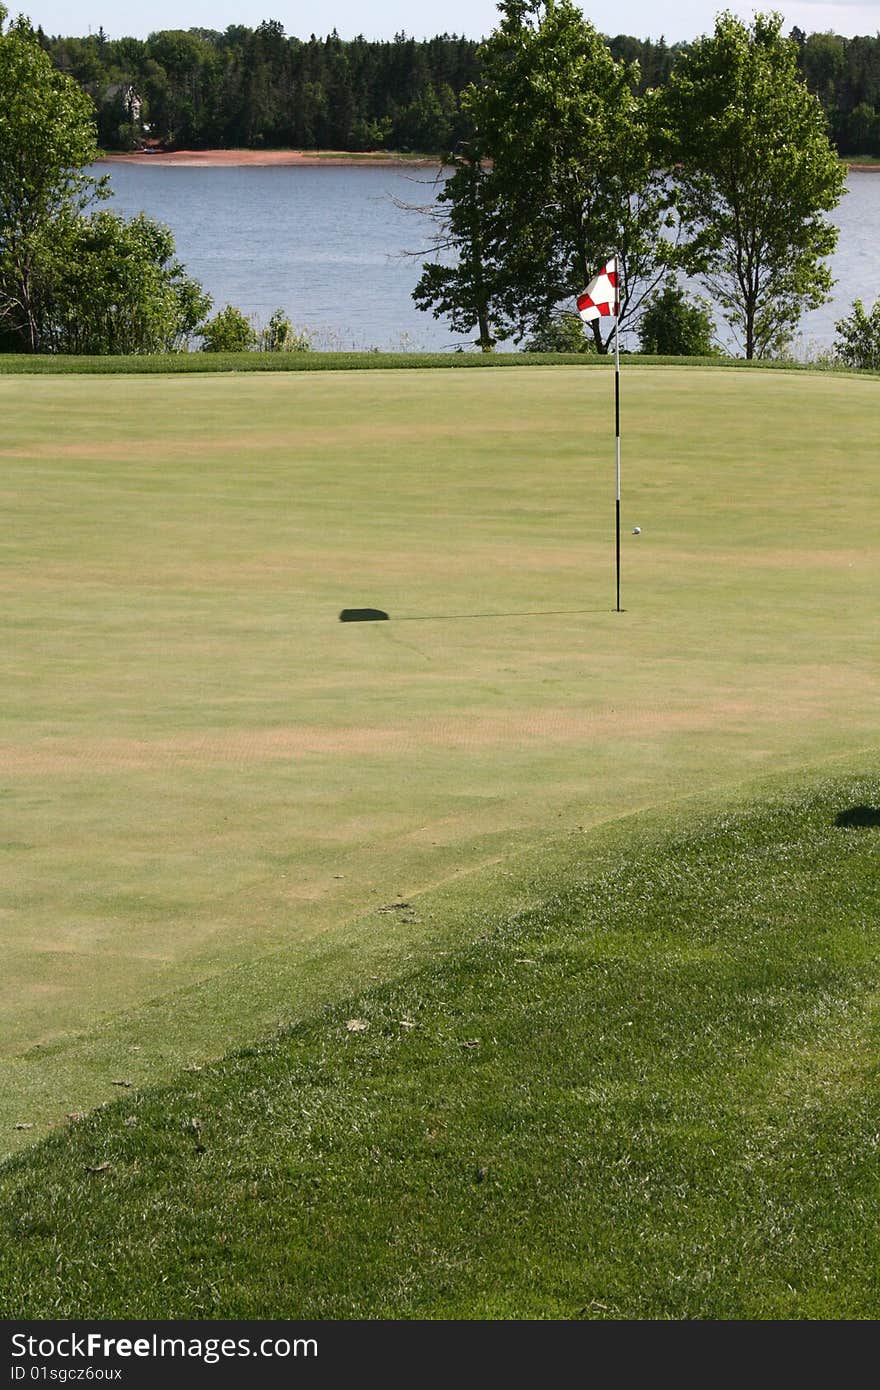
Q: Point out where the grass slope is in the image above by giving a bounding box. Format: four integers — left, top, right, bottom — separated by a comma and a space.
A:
2, 365, 879, 1151
2, 775, 879, 1319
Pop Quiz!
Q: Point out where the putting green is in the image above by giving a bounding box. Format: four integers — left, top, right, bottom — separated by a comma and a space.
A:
2, 365, 878, 1145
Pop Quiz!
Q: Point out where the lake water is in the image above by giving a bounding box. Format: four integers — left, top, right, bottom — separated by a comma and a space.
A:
97, 161, 879, 355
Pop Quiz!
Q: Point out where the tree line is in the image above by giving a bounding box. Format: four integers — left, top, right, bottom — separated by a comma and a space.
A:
33, 18, 880, 156
42, 25, 482, 153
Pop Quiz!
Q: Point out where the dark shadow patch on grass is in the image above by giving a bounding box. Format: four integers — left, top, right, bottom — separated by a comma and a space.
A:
835, 806, 880, 829
340, 607, 614, 623
339, 608, 389, 622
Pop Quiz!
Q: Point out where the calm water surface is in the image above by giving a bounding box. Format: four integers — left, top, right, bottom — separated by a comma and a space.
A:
99, 163, 455, 350
97, 162, 879, 355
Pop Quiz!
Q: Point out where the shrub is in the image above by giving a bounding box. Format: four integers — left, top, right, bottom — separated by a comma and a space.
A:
834, 298, 880, 371
200, 305, 256, 353
37, 211, 210, 355
638, 282, 717, 356
258, 309, 311, 353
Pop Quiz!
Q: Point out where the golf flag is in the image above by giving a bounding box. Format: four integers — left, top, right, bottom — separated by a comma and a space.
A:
577, 258, 620, 322
577, 256, 623, 611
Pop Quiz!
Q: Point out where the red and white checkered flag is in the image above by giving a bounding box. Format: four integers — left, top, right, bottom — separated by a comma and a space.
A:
577, 257, 619, 321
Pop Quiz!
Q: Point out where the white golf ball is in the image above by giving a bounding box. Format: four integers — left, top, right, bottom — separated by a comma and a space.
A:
632, 526, 641, 535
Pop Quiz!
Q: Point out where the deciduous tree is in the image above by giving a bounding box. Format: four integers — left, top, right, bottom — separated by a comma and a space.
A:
0, 13, 210, 355
414, 1, 674, 352
412, 146, 502, 351
0, 9, 103, 350
659, 11, 845, 359
38, 211, 211, 353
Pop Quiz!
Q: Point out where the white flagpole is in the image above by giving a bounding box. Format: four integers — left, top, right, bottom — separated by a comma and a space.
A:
614, 255, 621, 613
577, 256, 623, 612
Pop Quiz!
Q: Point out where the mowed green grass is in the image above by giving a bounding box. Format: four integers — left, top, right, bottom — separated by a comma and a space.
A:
1, 365, 879, 1151
2, 777, 880, 1319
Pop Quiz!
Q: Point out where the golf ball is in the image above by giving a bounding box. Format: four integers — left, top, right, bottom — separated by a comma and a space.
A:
632, 526, 641, 535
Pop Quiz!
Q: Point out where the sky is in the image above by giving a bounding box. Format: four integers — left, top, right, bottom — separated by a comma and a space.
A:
13, 0, 880, 43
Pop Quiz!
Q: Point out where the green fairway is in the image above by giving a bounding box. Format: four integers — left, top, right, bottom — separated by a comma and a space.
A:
2, 776, 880, 1319
1, 364, 879, 1152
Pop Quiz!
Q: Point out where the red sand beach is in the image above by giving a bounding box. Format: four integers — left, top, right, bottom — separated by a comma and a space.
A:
98, 147, 877, 173
97, 148, 440, 168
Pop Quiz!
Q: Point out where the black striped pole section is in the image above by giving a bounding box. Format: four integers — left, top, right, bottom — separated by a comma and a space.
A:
614, 277, 621, 613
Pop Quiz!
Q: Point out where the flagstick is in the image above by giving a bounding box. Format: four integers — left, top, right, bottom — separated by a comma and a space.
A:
575, 257, 623, 612
614, 305, 621, 613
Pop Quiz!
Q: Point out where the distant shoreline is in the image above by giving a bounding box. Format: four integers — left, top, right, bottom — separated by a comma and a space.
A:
96, 148, 878, 172
96, 148, 444, 168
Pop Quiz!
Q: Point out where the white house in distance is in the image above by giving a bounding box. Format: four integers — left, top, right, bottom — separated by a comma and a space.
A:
102, 82, 143, 126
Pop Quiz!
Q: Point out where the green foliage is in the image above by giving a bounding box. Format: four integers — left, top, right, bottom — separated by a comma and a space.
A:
448, 0, 673, 353
36, 211, 211, 354
201, 303, 313, 357
0, 16, 104, 350
523, 313, 597, 353
41, 26, 480, 153
200, 304, 257, 352
638, 281, 717, 356
834, 298, 880, 371
412, 151, 501, 351
0, 19, 209, 355
258, 308, 311, 353
96, 88, 141, 152
798, 31, 880, 153
844, 102, 880, 157
659, 12, 845, 359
